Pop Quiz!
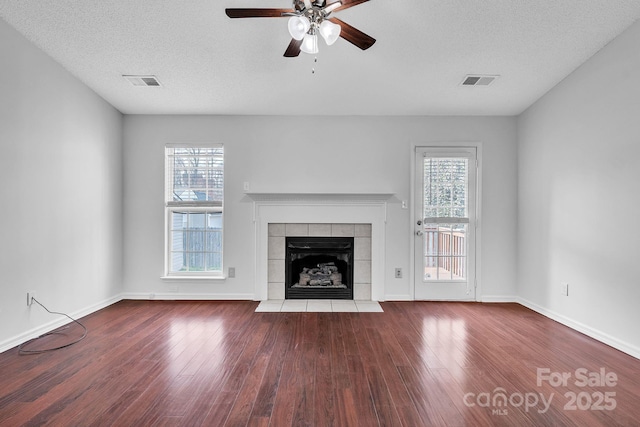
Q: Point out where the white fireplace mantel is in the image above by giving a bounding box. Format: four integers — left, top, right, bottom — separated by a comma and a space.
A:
248, 192, 393, 301
245, 192, 395, 203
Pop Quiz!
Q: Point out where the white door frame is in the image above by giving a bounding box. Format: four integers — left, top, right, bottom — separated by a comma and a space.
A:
409, 142, 482, 301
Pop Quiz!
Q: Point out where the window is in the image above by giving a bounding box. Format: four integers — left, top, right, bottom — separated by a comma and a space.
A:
422, 156, 469, 281
165, 145, 223, 276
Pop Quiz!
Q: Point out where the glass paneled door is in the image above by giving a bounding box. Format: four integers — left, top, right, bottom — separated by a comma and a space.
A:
414, 147, 477, 300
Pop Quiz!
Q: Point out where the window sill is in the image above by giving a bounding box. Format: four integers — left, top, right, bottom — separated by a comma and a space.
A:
161, 275, 227, 281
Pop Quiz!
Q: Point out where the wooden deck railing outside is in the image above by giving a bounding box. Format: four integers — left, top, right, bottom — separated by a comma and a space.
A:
424, 226, 466, 279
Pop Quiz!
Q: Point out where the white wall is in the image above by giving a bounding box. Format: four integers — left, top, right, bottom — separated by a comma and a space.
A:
0, 19, 123, 351
2, 2, 637, 360
123, 115, 517, 301
517, 20, 640, 357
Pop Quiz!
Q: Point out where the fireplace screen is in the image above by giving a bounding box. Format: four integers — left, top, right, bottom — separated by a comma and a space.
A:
285, 237, 354, 300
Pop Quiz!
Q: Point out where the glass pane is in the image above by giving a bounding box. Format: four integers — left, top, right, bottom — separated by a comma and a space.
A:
424, 226, 439, 256
171, 251, 186, 272
171, 231, 184, 252
421, 152, 472, 285
207, 230, 222, 253
452, 256, 466, 279
423, 223, 467, 281
441, 258, 453, 281
439, 226, 453, 256
188, 252, 205, 271
171, 212, 187, 230
207, 212, 222, 229
167, 147, 223, 204
169, 211, 222, 273
424, 256, 437, 280
452, 224, 467, 256
189, 213, 206, 228
424, 158, 468, 219
206, 252, 222, 271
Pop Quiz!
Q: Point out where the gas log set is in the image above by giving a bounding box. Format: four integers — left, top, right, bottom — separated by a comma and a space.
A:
295, 262, 344, 288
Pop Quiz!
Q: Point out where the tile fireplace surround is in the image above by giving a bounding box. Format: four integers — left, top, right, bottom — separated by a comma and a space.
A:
249, 193, 390, 301
268, 223, 372, 300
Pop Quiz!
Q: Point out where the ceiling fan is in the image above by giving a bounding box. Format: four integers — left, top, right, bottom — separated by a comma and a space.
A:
225, 0, 375, 57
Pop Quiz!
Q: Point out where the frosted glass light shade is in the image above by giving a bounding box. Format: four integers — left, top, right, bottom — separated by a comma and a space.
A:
300, 33, 319, 54
288, 16, 310, 40
319, 20, 341, 45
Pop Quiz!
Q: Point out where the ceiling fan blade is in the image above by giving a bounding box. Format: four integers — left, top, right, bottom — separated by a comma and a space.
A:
284, 38, 303, 57
225, 8, 294, 18
328, 17, 376, 50
325, 0, 369, 12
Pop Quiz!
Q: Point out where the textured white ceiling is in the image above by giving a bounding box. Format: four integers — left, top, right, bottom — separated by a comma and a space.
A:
1, 1, 639, 115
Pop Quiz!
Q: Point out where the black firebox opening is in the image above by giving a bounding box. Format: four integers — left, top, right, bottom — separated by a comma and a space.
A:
285, 236, 354, 300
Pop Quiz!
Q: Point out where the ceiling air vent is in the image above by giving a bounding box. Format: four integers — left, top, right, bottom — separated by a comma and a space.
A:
461, 75, 499, 86
123, 75, 161, 87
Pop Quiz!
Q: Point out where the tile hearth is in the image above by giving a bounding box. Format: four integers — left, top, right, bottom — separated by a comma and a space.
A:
255, 300, 383, 313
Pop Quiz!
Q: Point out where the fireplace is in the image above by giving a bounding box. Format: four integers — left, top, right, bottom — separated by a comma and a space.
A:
249, 191, 391, 301
249, 190, 392, 300
285, 236, 354, 300
266, 223, 372, 300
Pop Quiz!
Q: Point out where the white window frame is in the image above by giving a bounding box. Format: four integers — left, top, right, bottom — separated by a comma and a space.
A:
163, 144, 224, 279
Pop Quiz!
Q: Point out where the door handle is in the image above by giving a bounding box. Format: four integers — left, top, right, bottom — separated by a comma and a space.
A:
417, 220, 422, 225
416, 230, 423, 236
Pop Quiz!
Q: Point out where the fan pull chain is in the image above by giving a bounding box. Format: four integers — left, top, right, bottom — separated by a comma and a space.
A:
312, 56, 318, 74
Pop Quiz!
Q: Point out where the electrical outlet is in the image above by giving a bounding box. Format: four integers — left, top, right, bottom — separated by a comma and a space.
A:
27, 291, 36, 306
395, 268, 402, 278
243, 182, 250, 192
561, 283, 569, 296
228, 267, 236, 278
168, 284, 179, 293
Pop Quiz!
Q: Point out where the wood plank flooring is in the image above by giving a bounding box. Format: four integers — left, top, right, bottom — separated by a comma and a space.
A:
0, 300, 639, 426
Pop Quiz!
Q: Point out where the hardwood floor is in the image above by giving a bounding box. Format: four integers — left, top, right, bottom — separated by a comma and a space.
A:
1, 300, 638, 426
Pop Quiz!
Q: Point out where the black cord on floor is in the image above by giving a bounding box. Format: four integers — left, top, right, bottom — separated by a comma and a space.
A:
19, 297, 88, 355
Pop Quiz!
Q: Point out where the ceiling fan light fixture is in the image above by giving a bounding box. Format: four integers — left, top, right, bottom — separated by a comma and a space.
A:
300, 33, 319, 54
288, 15, 310, 40
319, 19, 341, 45
225, 0, 375, 58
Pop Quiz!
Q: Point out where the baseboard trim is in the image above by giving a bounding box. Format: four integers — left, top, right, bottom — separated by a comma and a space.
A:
517, 297, 640, 360
481, 295, 517, 303
382, 294, 413, 301
121, 292, 256, 301
0, 294, 123, 354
